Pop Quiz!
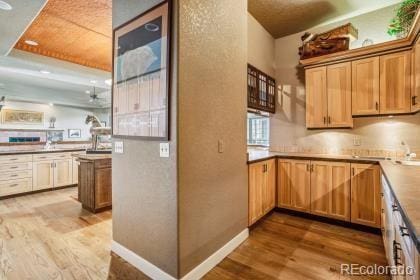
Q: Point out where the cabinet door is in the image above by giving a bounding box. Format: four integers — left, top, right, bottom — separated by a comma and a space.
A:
95, 167, 112, 209
351, 164, 381, 228
291, 160, 311, 212
310, 161, 330, 217
352, 57, 380, 115
380, 51, 411, 114
33, 161, 54, 190
277, 159, 293, 208
262, 159, 276, 214
327, 62, 353, 127
329, 162, 351, 221
306, 67, 327, 128
54, 159, 73, 187
249, 162, 264, 225
412, 40, 420, 112
72, 158, 79, 184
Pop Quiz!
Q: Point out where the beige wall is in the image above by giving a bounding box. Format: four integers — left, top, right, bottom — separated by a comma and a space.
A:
248, 13, 275, 76
178, 0, 248, 277
112, 0, 179, 277
271, 5, 420, 156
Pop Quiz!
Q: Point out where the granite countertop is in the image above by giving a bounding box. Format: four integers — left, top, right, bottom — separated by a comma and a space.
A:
73, 153, 112, 161
0, 148, 86, 156
248, 150, 420, 252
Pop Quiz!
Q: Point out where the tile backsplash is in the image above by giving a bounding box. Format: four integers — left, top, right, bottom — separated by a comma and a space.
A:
0, 131, 47, 143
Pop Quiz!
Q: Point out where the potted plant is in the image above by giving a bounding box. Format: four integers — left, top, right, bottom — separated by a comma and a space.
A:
388, 0, 420, 38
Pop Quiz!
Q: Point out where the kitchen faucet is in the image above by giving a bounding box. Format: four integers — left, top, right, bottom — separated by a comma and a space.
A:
401, 141, 416, 160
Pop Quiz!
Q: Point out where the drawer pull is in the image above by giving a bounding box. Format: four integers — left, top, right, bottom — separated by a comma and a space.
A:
10, 175, 18, 177
9, 166, 18, 169
392, 204, 399, 212
9, 184, 19, 188
393, 240, 402, 266
399, 226, 410, 237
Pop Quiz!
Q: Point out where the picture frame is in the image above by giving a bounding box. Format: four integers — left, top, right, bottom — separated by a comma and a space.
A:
1, 109, 44, 125
68, 129, 81, 138
112, 0, 172, 140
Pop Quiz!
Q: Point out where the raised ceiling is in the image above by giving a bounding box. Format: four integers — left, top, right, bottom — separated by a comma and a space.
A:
248, 0, 403, 38
14, 0, 112, 72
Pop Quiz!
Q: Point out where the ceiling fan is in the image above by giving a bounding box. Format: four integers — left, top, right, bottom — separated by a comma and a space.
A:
88, 87, 107, 104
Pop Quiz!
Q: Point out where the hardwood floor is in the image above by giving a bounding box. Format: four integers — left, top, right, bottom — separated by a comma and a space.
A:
0, 188, 388, 279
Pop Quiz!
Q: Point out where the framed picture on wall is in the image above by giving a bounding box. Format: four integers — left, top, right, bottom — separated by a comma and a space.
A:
68, 129, 81, 138
112, 0, 171, 140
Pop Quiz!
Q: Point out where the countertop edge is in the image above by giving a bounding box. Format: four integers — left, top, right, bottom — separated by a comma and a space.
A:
0, 148, 86, 156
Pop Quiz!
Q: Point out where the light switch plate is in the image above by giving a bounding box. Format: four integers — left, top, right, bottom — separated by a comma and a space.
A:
160, 143, 169, 158
114, 141, 124, 154
218, 140, 224, 153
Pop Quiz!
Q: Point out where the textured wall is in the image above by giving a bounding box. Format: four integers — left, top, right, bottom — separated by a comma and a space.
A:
178, 0, 248, 276
271, 5, 420, 155
111, 0, 179, 277
248, 13, 275, 77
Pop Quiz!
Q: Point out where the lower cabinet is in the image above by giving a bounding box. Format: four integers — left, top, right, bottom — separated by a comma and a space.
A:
72, 158, 79, 184
310, 161, 350, 221
54, 159, 73, 187
249, 159, 276, 226
277, 159, 311, 212
33, 160, 54, 190
350, 163, 381, 228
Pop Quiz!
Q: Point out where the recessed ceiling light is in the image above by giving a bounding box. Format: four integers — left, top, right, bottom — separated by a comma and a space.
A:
104, 79, 112, 86
40, 70, 51, 74
85, 90, 91, 94
49, 103, 54, 106
0, 1, 12, 11
24, 40, 38, 46
90, 80, 97, 84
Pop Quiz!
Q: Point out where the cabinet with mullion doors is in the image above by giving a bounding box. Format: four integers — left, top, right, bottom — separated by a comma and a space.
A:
247, 64, 276, 113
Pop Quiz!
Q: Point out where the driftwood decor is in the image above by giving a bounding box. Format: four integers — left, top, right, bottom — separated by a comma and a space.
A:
299, 23, 358, 59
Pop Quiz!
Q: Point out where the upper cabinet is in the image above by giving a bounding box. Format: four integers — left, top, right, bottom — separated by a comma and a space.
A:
306, 63, 353, 128
413, 39, 420, 112
352, 57, 380, 116
379, 51, 412, 114
247, 64, 276, 113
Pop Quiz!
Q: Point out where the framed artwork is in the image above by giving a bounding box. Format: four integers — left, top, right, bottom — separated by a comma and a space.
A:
112, 1, 171, 140
68, 129, 81, 138
2, 109, 44, 125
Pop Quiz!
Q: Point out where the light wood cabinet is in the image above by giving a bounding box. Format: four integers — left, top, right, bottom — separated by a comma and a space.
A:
54, 159, 73, 187
413, 40, 420, 112
327, 62, 353, 127
380, 51, 412, 114
306, 64, 352, 128
33, 160, 54, 190
350, 163, 381, 228
72, 158, 79, 184
352, 57, 380, 115
310, 161, 350, 221
249, 159, 276, 225
277, 159, 311, 212
306, 67, 327, 128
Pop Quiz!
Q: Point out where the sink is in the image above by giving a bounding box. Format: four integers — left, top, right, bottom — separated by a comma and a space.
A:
352, 156, 388, 160
393, 160, 420, 166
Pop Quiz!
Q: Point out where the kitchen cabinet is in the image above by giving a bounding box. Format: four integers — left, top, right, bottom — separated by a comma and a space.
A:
72, 158, 79, 184
277, 159, 311, 212
33, 160, 54, 190
352, 57, 380, 115
305, 63, 352, 128
249, 159, 276, 225
413, 39, 420, 112
326, 62, 353, 127
247, 64, 276, 113
310, 161, 350, 221
379, 51, 412, 114
54, 159, 73, 187
350, 163, 381, 228
305, 67, 327, 128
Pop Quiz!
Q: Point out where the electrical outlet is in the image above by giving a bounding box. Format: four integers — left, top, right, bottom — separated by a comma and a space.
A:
160, 143, 169, 158
353, 137, 362, 146
114, 141, 124, 153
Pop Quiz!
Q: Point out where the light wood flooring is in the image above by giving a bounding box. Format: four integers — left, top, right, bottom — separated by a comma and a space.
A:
0, 188, 388, 279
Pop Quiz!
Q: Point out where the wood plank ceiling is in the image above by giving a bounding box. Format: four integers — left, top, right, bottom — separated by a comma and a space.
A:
14, 0, 112, 72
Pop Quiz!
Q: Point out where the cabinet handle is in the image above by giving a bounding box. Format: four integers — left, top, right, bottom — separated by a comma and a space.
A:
10, 166, 18, 169
392, 204, 399, 212
399, 226, 410, 237
352, 168, 355, 176
323, 117, 326, 124
393, 240, 403, 266
310, 164, 314, 172
306, 164, 309, 172
412, 96, 418, 106
9, 184, 18, 188
375, 102, 379, 111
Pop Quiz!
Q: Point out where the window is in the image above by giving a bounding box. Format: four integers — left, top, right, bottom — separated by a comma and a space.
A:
247, 112, 270, 147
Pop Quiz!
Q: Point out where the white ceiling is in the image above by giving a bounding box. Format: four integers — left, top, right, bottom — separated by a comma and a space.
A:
0, 0, 47, 56
0, 50, 111, 108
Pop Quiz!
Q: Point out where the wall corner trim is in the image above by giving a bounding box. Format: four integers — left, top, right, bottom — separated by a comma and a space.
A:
111, 228, 249, 280
111, 240, 177, 280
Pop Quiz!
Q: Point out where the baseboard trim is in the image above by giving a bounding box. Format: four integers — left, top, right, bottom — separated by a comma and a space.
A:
111, 240, 177, 280
111, 228, 249, 280
181, 228, 249, 280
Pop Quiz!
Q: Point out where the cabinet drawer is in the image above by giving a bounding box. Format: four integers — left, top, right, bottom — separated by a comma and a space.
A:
393, 208, 416, 263
0, 162, 32, 172
0, 154, 32, 164
0, 178, 32, 197
33, 152, 72, 161
0, 169, 32, 181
